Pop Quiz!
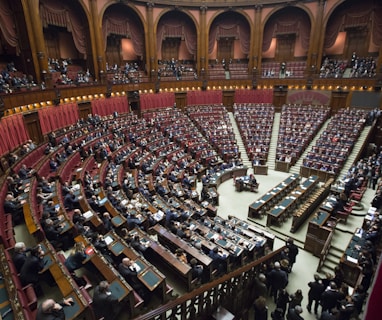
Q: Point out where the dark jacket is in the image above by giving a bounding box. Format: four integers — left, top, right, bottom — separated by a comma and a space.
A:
92, 285, 119, 320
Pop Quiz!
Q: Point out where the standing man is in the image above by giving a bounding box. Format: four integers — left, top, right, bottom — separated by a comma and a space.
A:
268, 261, 288, 302
307, 274, 325, 314
286, 238, 299, 271
92, 281, 121, 320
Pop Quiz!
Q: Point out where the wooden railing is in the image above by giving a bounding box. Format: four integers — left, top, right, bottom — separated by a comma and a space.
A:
133, 246, 286, 320
316, 225, 336, 273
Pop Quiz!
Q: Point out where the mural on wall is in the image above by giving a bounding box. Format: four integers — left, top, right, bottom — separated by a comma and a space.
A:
287, 90, 331, 105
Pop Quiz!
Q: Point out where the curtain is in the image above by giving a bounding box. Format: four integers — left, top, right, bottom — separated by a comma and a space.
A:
0, 0, 19, 51
40, 0, 87, 57
91, 97, 130, 116
38, 103, 79, 134
234, 89, 273, 104
262, 10, 310, 52
157, 16, 197, 56
140, 93, 175, 111
208, 16, 250, 55
324, 1, 377, 48
187, 90, 223, 105
102, 13, 144, 57
0, 114, 29, 155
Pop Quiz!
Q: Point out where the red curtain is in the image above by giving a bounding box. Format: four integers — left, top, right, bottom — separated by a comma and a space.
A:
0, 114, 30, 156
186, 90, 223, 105
91, 97, 129, 116
38, 103, 79, 135
234, 89, 273, 104
140, 92, 175, 111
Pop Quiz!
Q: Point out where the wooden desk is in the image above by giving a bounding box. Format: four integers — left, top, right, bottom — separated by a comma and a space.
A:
253, 165, 268, 175
103, 232, 166, 298
248, 174, 299, 219
130, 228, 193, 291
152, 224, 213, 275
304, 211, 332, 256
340, 229, 365, 287
266, 195, 297, 227
208, 167, 248, 188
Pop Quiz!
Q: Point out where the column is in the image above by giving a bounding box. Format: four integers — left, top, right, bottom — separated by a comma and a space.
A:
250, 5, 262, 71
89, 0, 105, 83
308, 0, 326, 73
199, 6, 208, 76
146, 2, 156, 78
24, 0, 49, 86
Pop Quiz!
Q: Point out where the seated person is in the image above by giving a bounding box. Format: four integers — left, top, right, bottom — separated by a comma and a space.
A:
4, 193, 26, 224
12, 241, 30, 273
36, 297, 74, 320
64, 242, 88, 273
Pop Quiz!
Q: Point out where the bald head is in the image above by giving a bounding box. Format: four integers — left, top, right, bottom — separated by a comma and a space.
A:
41, 299, 56, 313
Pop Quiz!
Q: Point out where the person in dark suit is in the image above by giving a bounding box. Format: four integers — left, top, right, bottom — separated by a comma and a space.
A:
254, 296, 268, 320
118, 257, 150, 302
92, 281, 120, 320
268, 261, 289, 302
20, 245, 45, 291
36, 297, 74, 320
320, 282, 345, 313
209, 247, 228, 275
4, 193, 26, 224
63, 190, 81, 210
18, 164, 33, 180
286, 238, 299, 270
287, 305, 304, 320
12, 241, 30, 273
307, 274, 325, 314
43, 218, 72, 250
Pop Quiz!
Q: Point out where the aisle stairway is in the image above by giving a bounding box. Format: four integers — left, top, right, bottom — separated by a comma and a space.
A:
228, 112, 251, 167
267, 113, 281, 170
337, 124, 373, 179
288, 118, 331, 175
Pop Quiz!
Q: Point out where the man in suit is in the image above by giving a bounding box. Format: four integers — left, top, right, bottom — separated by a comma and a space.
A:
92, 281, 120, 320
12, 241, 30, 273
20, 245, 45, 293
268, 261, 288, 302
320, 282, 345, 313
209, 247, 228, 275
4, 193, 26, 224
307, 274, 325, 314
36, 297, 74, 320
63, 190, 81, 210
118, 257, 150, 302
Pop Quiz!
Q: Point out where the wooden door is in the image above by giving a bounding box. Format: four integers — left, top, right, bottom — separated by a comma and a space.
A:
345, 27, 370, 58
106, 36, 122, 66
161, 38, 180, 61
275, 34, 296, 62
23, 112, 43, 143
78, 101, 92, 119
218, 37, 234, 62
